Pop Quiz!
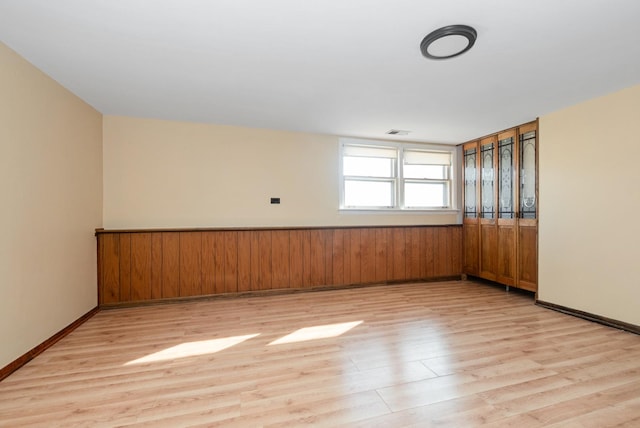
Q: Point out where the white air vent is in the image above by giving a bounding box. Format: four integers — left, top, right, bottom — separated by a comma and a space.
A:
386, 129, 411, 135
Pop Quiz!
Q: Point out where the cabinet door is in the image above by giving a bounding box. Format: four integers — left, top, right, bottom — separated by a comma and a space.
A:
462, 142, 480, 275
518, 224, 537, 291
479, 136, 497, 280
463, 223, 479, 274
497, 131, 517, 285
517, 123, 538, 291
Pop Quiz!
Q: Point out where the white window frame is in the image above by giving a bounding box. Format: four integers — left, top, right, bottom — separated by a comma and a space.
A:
339, 138, 459, 212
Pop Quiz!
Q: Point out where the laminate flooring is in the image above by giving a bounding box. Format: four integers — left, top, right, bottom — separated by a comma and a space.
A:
1, 280, 639, 427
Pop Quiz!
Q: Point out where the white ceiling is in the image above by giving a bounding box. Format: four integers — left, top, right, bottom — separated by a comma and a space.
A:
1, 0, 640, 144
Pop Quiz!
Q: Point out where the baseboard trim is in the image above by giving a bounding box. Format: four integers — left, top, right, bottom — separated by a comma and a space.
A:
465, 275, 536, 297
100, 276, 463, 309
536, 300, 640, 335
0, 307, 100, 382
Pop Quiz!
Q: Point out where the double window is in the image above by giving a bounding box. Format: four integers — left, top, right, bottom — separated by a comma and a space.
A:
340, 139, 456, 210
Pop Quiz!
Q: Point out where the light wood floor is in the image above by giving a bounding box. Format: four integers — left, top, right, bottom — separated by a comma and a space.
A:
2, 280, 640, 427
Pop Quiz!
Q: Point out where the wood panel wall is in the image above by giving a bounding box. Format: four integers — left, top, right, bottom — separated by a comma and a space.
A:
97, 225, 462, 306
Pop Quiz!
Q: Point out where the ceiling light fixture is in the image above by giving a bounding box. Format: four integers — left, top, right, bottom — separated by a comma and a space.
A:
420, 25, 477, 60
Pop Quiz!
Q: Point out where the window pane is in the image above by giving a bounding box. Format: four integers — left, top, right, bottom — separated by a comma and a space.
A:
403, 164, 447, 179
344, 180, 394, 207
343, 156, 393, 178
404, 182, 449, 208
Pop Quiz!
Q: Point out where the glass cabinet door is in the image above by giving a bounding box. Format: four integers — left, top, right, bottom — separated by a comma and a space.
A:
464, 146, 477, 218
498, 134, 515, 219
519, 130, 537, 219
480, 140, 495, 219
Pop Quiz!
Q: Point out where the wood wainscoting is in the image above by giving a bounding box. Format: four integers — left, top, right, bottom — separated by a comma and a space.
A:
96, 225, 463, 306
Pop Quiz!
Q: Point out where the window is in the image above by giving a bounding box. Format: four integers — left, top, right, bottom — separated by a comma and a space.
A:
340, 138, 456, 210
342, 145, 397, 208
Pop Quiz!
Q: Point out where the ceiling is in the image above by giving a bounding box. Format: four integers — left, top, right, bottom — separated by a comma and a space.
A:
1, 0, 640, 144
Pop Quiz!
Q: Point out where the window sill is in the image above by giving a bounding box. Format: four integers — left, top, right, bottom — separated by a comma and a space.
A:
339, 208, 459, 214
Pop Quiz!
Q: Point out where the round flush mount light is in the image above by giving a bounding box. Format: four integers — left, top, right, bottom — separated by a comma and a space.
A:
420, 25, 477, 60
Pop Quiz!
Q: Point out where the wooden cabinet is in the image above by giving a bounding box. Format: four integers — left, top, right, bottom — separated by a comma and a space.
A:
462, 121, 538, 292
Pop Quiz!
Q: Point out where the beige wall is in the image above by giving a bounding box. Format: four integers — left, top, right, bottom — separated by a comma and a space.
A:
0, 43, 103, 368
9, 30, 637, 372
539, 84, 640, 325
103, 116, 459, 229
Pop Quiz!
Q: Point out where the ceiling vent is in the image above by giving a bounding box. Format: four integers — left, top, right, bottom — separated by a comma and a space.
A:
386, 129, 411, 136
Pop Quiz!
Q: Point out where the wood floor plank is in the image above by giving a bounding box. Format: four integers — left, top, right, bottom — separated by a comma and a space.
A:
543, 395, 640, 428
1, 280, 639, 426
524, 380, 640, 426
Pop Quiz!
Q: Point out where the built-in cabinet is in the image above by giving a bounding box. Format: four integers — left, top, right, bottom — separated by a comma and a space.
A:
462, 121, 538, 292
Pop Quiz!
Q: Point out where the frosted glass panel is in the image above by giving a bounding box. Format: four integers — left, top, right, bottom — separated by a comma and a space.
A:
481, 143, 494, 219
498, 137, 514, 219
520, 131, 536, 218
464, 147, 477, 218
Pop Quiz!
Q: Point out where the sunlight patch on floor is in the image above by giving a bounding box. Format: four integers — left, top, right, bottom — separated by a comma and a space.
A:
125, 333, 260, 365
268, 321, 363, 345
